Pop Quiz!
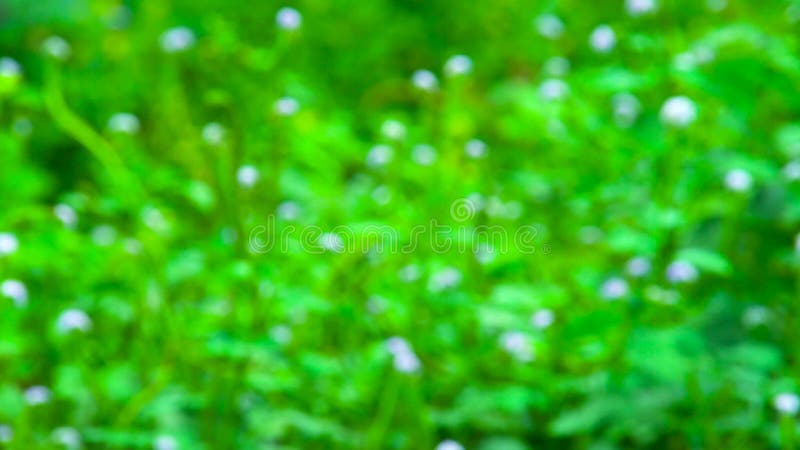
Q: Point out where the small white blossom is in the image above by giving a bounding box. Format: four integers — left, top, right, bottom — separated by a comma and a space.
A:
660, 96, 698, 127
0, 232, 18, 256
42, 36, 71, 60
626, 0, 657, 16
366, 144, 393, 167
91, 224, 117, 246
666, 260, 698, 283
24, 385, 51, 405
381, 119, 406, 140
444, 54, 472, 77
57, 309, 92, 333
201, 122, 225, 145
644, 285, 679, 305
52, 427, 81, 449
1, 279, 28, 307
318, 232, 344, 252
742, 305, 770, 328
159, 27, 195, 53
531, 308, 555, 329
53, 203, 77, 228
274, 96, 299, 116
0, 57, 21, 78
108, 112, 140, 134
0, 424, 11, 443
412, 69, 438, 91
276, 7, 302, 30
366, 295, 387, 314
236, 165, 260, 188
277, 201, 301, 220
626, 256, 652, 277
398, 264, 422, 283
465, 139, 488, 159
774, 393, 800, 415
412, 144, 437, 166
600, 277, 629, 300
783, 161, 800, 180
589, 25, 616, 53
724, 168, 753, 192
153, 434, 179, 450
612, 93, 641, 127
436, 440, 465, 450
543, 56, 570, 77
539, 78, 569, 101
372, 185, 391, 205
500, 331, 534, 362
428, 267, 462, 292
269, 325, 292, 344
535, 14, 564, 40
386, 337, 421, 373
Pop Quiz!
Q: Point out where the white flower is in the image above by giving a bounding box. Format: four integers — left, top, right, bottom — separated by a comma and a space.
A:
108, 112, 140, 134
543, 56, 570, 77
531, 309, 555, 329
318, 232, 344, 252
612, 93, 641, 127
366, 295, 387, 314
269, 325, 292, 344
274, 96, 299, 116
201, 122, 225, 145
0, 424, 11, 443
153, 434, 178, 450
141, 207, 169, 233
539, 78, 569, 101
428, 267, 462, 292
381, 119, 406, 140
0, 57, 21, 78
465, 139, 488, 159
277, 201, 300, 220
276, 7, 302, 30
774, 393, 800, 415
57, 309, 92, 333
1, 279, 28, 307
53, 203, 77, 228
660, 96, 698, 127
724, 168, 753, 192
372, 185, 391, 205
42, 36, 71, 60
398, 264, 422, 283
386, 337, 421, 373
444, 54, 472, 77
535, 14, 564, 40
626, 256, 651, 277
0, 232, 18, 256
91, 224, 117, 246
366, 144, 393, 167
626, 0, 657, 16
783, 161, 800, 180
52, 427, 81, 449
24, 385, 51, 405
160, 27, 195, 53
412, 70, 438, 91
412, 144, 437, 166
436, 440, 465, 450
600, 277, 629, 300
742, 305, 770, 328
236, 165, 259, 188
589, 25, 616, 53
666, 260, 698, 283
500, 331, 534, 362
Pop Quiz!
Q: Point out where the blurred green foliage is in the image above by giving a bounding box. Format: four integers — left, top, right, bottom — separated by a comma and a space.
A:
2, 0, 800, 449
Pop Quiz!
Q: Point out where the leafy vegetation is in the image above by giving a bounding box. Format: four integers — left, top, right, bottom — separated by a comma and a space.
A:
2, 0, 800, 449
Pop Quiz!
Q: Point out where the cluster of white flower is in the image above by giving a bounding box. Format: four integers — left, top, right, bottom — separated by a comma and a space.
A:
660, 96, 698, 127
57, 309, 92, 334
276, 7, 302, 31
201, 122, 225, 146
412, 69, 438, 91
774, 392, 800, 415
24, 385, 51, 405
385, 336, 421, 373
318, 232, 345, 252
435, 439, 465, 450
237, 165, 260, 188
724, 168, 753, 192
411, 144, 438, 166
1, 279, 28, 307
0, 232, 19, 256
444, 54, 472, 77
600, 277, 629, 300
465, 139, 488, 159
160, 27, 195, 53
274, 96, 300, 116
381, 119, 406, 141
0, 57, 21, 79
589, 25, 616, 53
366, 144, 393, 168
535, 14, 564, 40
531, 308, 555, 329
42, 36, 71, 60
666, 260, 698, 284
428, 266, 462, 292
154, 434, 179, 450
52, 427, 81, 449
